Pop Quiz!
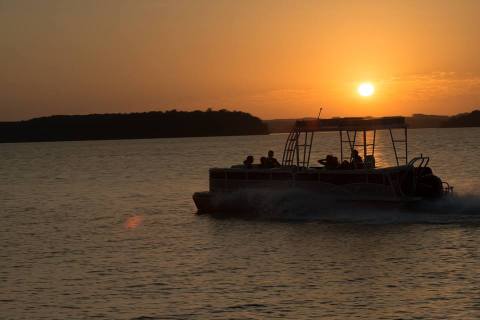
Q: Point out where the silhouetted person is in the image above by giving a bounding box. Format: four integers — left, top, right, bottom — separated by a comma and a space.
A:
364, 155, 376, 169
351, 149, 364, 169
339, 160, 352, 170
318, 155, 339, 169
243, 155, 254, 168
260, 156, 268, 168
266, 150, 281, 168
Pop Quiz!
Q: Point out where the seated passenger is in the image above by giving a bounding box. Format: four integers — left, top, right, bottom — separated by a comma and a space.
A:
364, 155, 375, 169
260, 156, 268, 168
329, 156, 339, 169
243, 155, 254, 168
351, 149, 364, 169
266, 150, 281, 168
339, 160, 352, 170
318, 155, 339, 169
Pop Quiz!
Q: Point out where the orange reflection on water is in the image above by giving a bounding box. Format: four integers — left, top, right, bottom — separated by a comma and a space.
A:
124, 215, 143, 230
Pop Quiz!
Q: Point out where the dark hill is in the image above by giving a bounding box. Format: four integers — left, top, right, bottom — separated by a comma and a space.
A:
0, 109, 268, 143
442, 109, 480, 127
406, 114, 449, 128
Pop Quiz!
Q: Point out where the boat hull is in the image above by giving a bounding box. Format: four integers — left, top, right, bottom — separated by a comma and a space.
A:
193, 166, 451, 216
192, 189, 422, 216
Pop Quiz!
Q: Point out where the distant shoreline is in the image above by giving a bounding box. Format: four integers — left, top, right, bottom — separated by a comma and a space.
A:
265, 110, 480, 133
0, 109, 268, 143
2, 125, 480, 145
2, 109, 479, 143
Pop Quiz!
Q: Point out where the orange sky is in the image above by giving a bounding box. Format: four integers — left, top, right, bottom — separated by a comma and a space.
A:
1, 0, 480, 121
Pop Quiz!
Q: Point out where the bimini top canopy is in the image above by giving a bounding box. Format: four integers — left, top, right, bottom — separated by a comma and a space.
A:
295, 116, 407, 132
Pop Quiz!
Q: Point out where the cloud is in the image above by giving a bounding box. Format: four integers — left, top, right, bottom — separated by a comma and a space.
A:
387, 71, 480, 100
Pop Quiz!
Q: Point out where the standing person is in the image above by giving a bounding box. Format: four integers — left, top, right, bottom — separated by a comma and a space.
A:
266, 150, 281, 168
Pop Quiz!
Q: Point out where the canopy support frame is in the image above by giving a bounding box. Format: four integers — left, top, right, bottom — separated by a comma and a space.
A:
282, 117, 408, 169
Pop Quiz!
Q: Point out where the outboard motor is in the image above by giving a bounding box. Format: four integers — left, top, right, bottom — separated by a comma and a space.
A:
415, 167, 443, 199
400, 166, 416, 196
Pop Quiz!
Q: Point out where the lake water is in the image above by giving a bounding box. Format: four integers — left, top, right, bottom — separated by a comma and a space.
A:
1, 128, 480, 319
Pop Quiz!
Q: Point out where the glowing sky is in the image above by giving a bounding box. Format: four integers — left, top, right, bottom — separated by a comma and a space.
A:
1, 0, 480, 120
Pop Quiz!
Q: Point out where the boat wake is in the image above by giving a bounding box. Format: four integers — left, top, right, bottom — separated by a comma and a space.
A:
211, 189, 480, 224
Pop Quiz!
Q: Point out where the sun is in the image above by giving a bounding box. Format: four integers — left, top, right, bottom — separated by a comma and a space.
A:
358, 82, 375, 97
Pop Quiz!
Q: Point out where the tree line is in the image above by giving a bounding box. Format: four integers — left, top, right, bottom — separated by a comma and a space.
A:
0, 109, 268, 143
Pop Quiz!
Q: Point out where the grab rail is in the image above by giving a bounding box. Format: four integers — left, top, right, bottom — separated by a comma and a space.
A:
407, 155, 430, 169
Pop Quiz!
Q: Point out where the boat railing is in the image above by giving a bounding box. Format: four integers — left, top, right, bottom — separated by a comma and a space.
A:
407, 155, 430, 169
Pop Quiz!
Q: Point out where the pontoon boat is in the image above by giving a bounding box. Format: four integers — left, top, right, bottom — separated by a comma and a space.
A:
193, 117, 453, 214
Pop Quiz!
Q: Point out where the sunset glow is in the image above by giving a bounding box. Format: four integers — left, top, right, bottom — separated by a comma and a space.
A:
1, 1, 480, 120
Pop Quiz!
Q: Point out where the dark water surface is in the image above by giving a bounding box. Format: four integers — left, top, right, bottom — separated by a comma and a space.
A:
1, 128, 480, 319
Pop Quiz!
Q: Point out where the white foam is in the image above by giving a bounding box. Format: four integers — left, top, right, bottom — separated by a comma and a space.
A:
212, 189, 480, 224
